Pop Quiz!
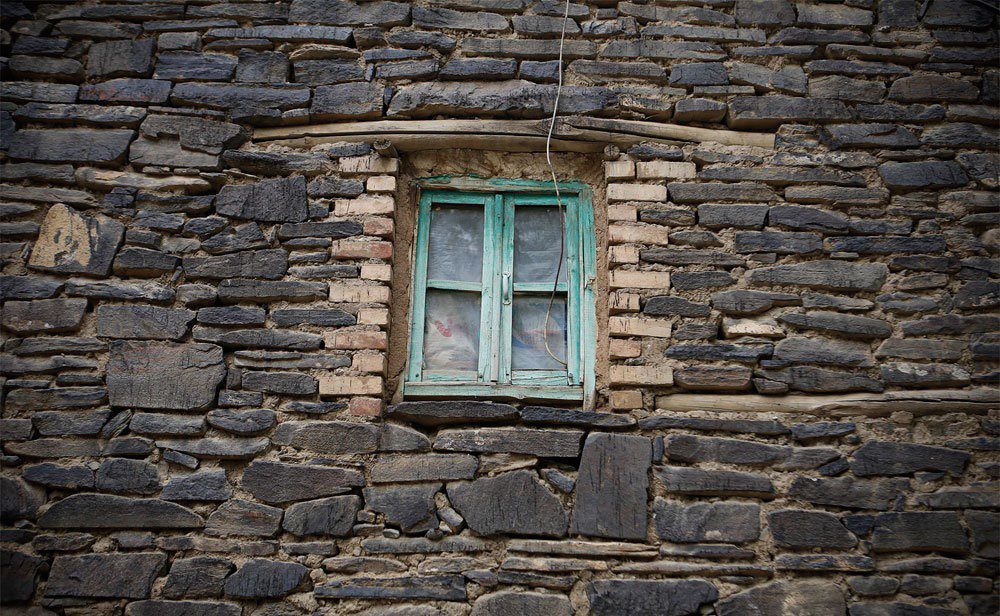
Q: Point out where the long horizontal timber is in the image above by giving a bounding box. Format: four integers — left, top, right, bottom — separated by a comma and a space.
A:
252, 117, 776, 150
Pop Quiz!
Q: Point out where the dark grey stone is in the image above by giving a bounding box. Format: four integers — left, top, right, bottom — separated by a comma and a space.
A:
184, 249, 288, 280
274, 420, 379, 454
778, 311, 892, 339
22, 463, 95, 490
774, 337, 873, 367
364, 484, 440, 533
315, 574, 466, 601
717, 580, 845, 616
206, 408, 277, 434
96, 306, 195, 340
1, 298, 87, 335
288, 0, 411, 26
571, 433, 651, 540
155, 52, 237, 81
655, 499, 760, 543
0, 476, 45, 521
665, 343, 773, 363
850, 441, 970, 477
658, 466, 774, 497
201, 223, 268, 255
223, 559, 309, 599
789, 476, 909, 510
966, 510, 999, 558
1, 549, 43, 602
698, 203, 768, 229
871, 512, 968, 553
216, 177, 308, 223
588, 579, 718, 616
282, 495, 360, 536
769, 509, 857, 549
218, 279, 327, 303
107, 341, 226, 410
433, 428, 582, 457
114, 247, 180, 277
9, 128, 134, 165
760, 366, 884, 393
38, 494, 203, 529
219, 329, 322, 351
197, 306, 266, 327
162, 470, 232, 502
154, 437, 270, 460
162, 556, 235, 599
387, 401, 518, 426
311, 82, 385, 120
0, 275, 63, 300
205, 499, 282, 537
96, 458, 160, 495
448, 470, 568, 537
241, 460, 363, 504
710, 289, 800, 315
126, 601, 240, 616
46, 552, 167, 599
519, 407, 636, 429
171, 83, 311, 111
471, 590, 572, 616
644, 295, 711, 317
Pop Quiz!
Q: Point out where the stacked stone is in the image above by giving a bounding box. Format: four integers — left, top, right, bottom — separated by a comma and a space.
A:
0, 0, 998, 614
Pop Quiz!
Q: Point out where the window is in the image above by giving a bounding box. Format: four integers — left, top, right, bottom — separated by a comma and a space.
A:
405, 178, 596, 402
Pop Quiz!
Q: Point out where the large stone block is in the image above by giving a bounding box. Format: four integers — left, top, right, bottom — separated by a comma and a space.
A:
1, 298, 87, 334
46, 553, 166, 599
223, 559, 310, 598
162, 556, 235, 599
850, 441, 969, 477
38, 494, 203, 529
472, 590, 573, 616
433, 428, 583, 458
448, 470, 568, 537
107, 341, 223, 411
588, 579, 718, 616
768, 509, 857, 549
97, 305, 195, 340
655, 500, 760, 543
1, 550, 43, 602
215, 176, 308, 223
363, 484, 439, 533
871, 512, 968, 553
283, 495, 360, 536
571, 433, 651, 540
241, 460, 363, 504
717, 580, 845, 616
387, 401, 519, 426
28, 203, 124, 276
9, 128, 134, 164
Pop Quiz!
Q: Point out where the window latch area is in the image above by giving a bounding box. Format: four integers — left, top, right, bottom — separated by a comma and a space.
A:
502, 272, 511, 305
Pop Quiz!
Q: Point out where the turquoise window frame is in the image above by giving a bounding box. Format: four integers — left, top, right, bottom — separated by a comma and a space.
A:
405, 176, 596, 403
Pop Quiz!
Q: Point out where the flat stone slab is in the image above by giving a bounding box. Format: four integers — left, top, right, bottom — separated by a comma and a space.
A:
38, 494, 203, 529
46, 552, 167, 599
241, 460, 363, 504
448, 470, 568, 538
28, 203, 124, 276
386, 401, 518, 426
433, 428, 583, 458
107, 341, 226, 410
571, 433, 651, 540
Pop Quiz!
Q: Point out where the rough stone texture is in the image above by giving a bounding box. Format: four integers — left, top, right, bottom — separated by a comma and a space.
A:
570, 433, 651, 540
448, 471, 568, 537
0, 1, 996, 612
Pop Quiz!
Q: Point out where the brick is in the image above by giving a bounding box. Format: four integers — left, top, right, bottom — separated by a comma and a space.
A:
607, 183, 667, 202
609, 224, 669, 245
609, 245, 640, 264
608, 204, 637, 221
352, 352, 386, 373
610, 270, 670, 289
610, 364, 673, 386
363, 218, 394, 237
357, 307, 389, 325
361, 263, 392, 281
610, 292, 641, 313
319, 375, 383, 396
333, 195, 394, 216
366, 176, 397, 192
325, 330, 387, 350
610, 390, 643, 410
330, 283, 391, 304
610, 316, 672, 338
605, 160, 635, 179
636, 161, 697, 179
339, 155, 399, 174
349, 396, 382, 416
330, 240, 393, 260
610, 339, 642, 359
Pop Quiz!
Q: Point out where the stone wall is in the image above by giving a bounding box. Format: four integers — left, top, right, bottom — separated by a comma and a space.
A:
1, 0, 998, 614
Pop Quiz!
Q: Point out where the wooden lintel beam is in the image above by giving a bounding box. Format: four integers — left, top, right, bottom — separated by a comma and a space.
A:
251, 117, 775, 150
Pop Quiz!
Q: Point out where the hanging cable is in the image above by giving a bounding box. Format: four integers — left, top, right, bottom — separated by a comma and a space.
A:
540, 0, 572, 369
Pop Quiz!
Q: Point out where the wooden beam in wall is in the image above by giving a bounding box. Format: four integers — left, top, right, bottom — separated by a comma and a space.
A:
654, 388, 998, 417
252, 117, 776, 151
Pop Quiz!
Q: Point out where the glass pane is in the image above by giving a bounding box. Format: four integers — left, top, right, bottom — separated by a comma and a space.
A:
511, 294, 567, 370
423, 290, 481, 372
427, 204, 484, 284
514, 205, 566, 284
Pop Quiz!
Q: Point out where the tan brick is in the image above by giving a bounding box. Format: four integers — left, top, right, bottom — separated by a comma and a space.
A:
609, 223, 669, 246
610, 338, 641, 359
604, 160, 635, 180
339, 154, 398, 174
609, 245, 639, 265
352, 352, 386, 373
348, 396, 383, 416
610, 364, 673, 386
330, 240, 393, 260
722, 317, 784, 339
364, 217, 394, 238
610, 389, 643, 410
607, 203, 637, 222
366, 175, 397, 193
330, 283, 390, 304
361, 263, 392, 281
333, 195, 394, 216
610, 291, 640, 313
636, 161, 697, 180
357, 307, 389, 326
319, 375, 383, 396
607, 183, 667, 203
610, 270, 670, 289
609, 316, 671, 338
325, 330, 387, 350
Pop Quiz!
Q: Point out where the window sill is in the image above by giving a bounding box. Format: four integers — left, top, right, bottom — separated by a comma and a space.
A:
403, 381, 584, 402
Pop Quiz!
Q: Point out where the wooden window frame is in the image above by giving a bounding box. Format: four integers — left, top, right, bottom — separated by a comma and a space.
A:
404, 176, 597, 403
